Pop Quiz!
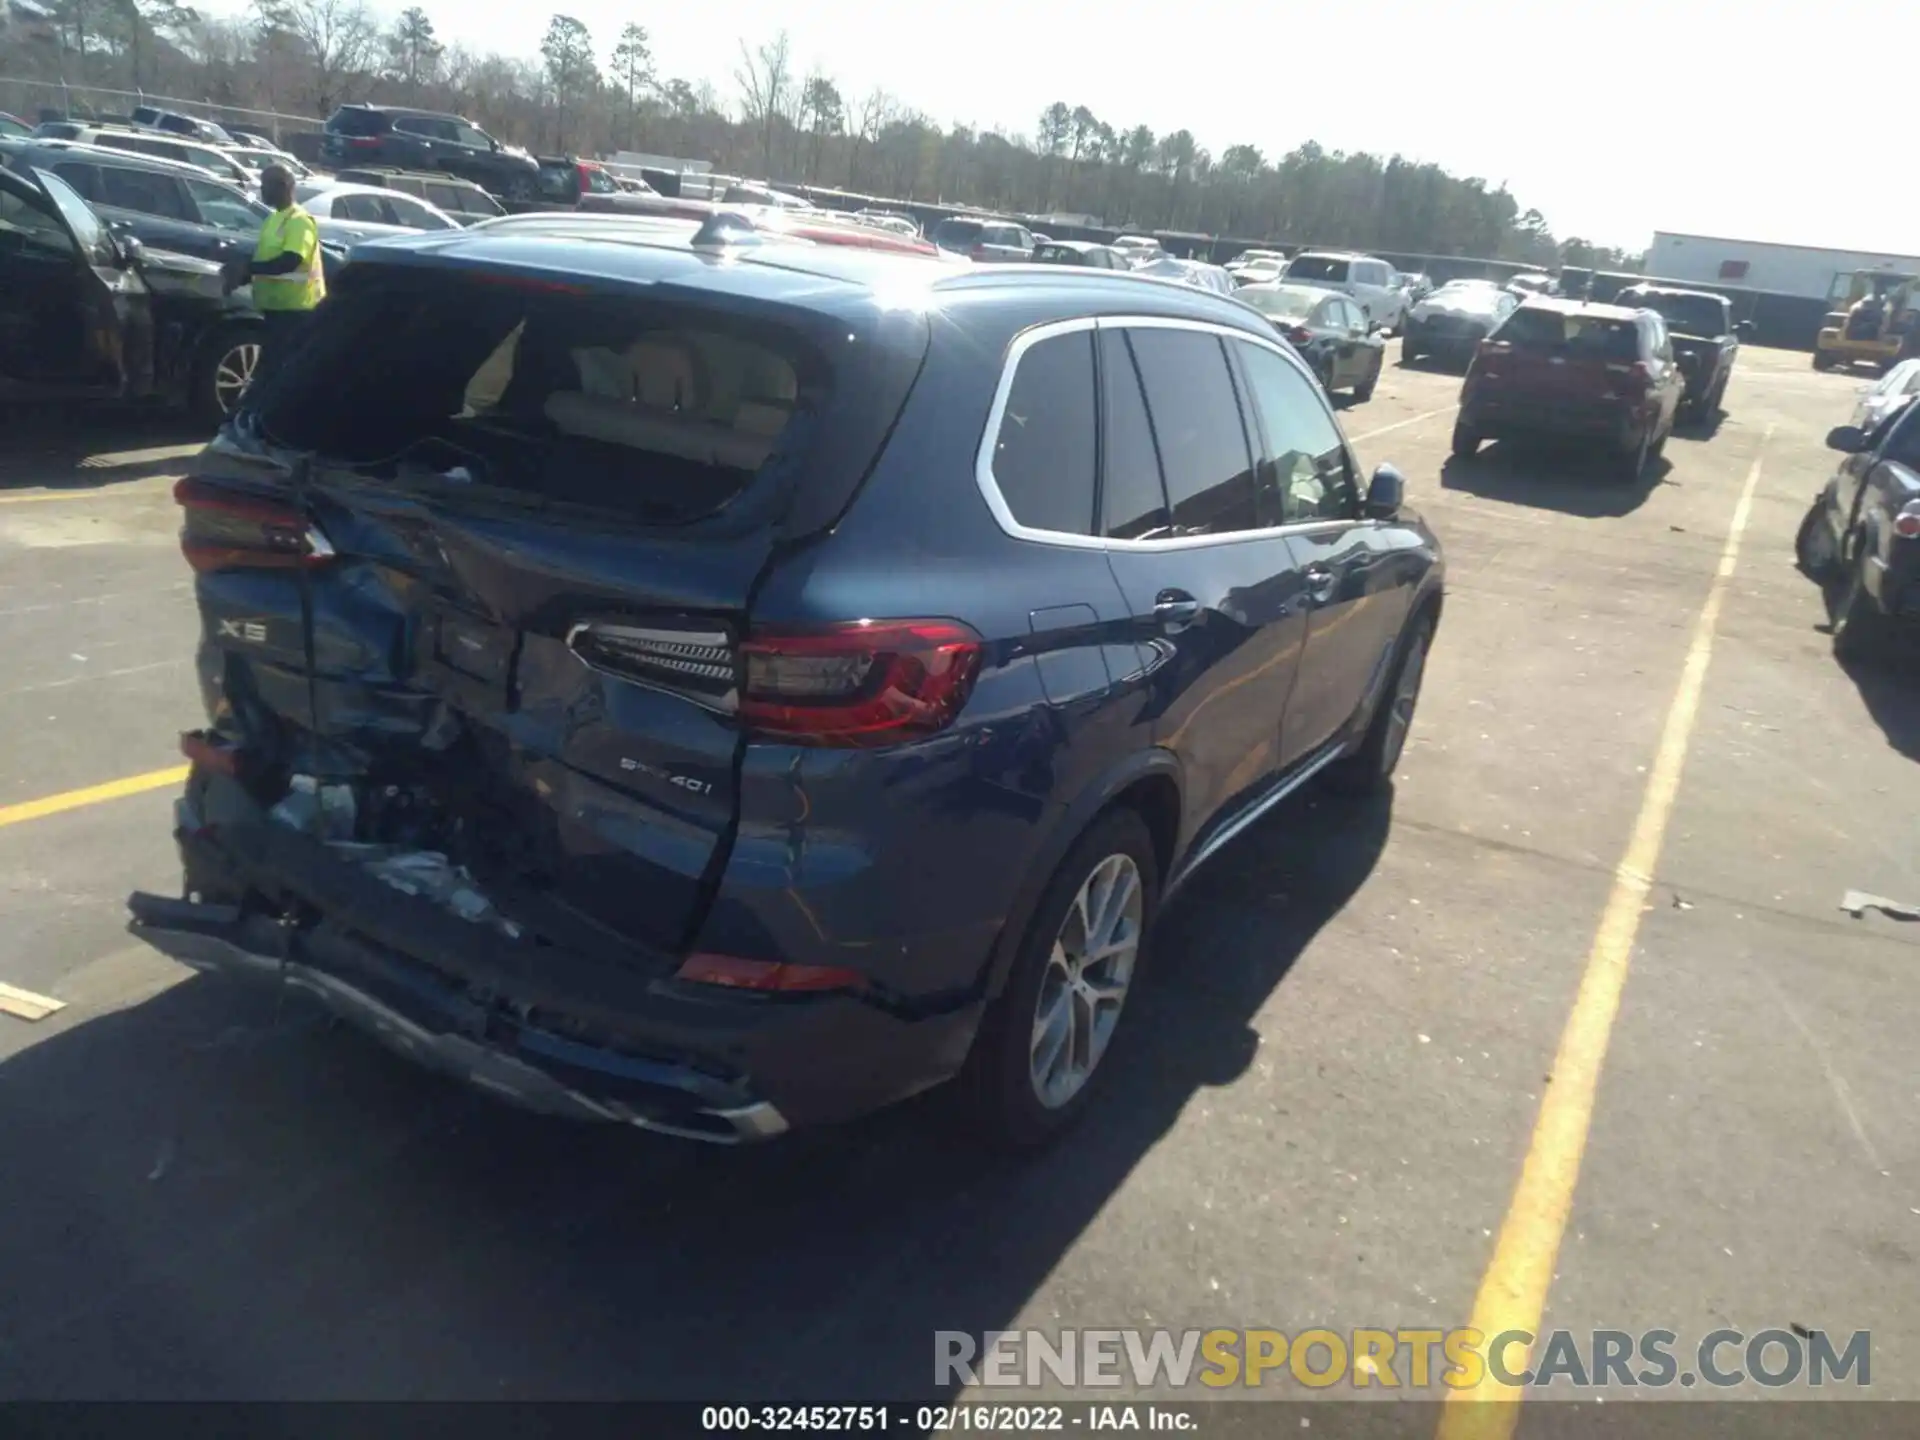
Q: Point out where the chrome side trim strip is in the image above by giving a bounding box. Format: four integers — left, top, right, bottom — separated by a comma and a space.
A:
1165, 741, 1347, 896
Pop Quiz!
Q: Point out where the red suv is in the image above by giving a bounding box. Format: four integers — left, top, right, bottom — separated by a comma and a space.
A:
1453, 299, 1683, 479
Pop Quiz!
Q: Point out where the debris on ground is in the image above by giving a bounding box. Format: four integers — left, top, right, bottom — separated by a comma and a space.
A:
1839, 890, 1920, 923
0, 980, 65, 1022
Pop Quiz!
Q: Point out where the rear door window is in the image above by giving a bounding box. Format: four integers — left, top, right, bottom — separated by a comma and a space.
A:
98, 165, 191, 221
183, 177, 261, 232
425, 181, 469, 211
988, 330, 1098, 536
1232, 340, 1355, 524
1099, 330, 1172, 541
48, 161, 101, 201
1126, 327, 1259, 536
383, 193, 452, 229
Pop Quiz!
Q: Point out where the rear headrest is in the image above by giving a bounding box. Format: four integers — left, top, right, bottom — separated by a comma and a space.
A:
543, 391, 777, 471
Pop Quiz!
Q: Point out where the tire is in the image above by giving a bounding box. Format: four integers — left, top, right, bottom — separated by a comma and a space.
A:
1829, 544, 1889, 662
960, 808, 1159, 1151
1401, 334, 1421, 365
1812, 350, 1835, 372
1326, 611, 1434, 795
1354, 357, 1379, 403
1794, 495, 1839, 581
1450, 423, 1480, 459
193, 323, 262, 428
1618, 425, 1651, 481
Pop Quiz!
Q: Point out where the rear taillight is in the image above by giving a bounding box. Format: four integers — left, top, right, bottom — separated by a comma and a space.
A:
345, 135, 379, 149
1286, 325, 1313, 345
674, 953, 867, 993
1607, 360, 1654, 391
173, 477, 333, 573
968, 244, 988, 261
1895, 502, 1920, 539
739, 620, 983, 746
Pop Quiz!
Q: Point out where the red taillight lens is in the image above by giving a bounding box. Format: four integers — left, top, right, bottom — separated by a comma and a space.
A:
1286, 325, 1313, 345
179, 729, 244, 776
968, 244, 988, 261
174, 477, 334, 573
345, 135, 379, 148
1607, 359, 1654, 390
738, 620, 983, 746
674, 953, 867, 993
1895, 505, 1920, 539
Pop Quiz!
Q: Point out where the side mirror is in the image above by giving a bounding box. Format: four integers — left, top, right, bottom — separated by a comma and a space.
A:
116, 234, 144, 268
1826, 424, 1869, 454
1735, 320, 1755, 339
1365, 463, 1405, 519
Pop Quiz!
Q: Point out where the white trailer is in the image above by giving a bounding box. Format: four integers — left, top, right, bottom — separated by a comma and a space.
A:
1649, 232, 1920, 304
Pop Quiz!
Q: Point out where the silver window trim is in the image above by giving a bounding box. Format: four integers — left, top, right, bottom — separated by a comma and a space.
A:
973, 313, 1363, 553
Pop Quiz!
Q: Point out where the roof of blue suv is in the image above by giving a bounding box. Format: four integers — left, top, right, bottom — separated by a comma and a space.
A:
342, 217, 1277, 331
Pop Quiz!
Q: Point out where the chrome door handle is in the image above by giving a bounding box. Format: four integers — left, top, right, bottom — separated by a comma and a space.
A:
1305, 566, 1338, 604
1154, 593, 1201, 633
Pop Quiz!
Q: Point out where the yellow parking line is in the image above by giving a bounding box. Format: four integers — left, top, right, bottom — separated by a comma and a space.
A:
1436, 428, 1771, 1439
1351, 404, 1458, 444
0, 487, 157, 506
0, 766, 189, 830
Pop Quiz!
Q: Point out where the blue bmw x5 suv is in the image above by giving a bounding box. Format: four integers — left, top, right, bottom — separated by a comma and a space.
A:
128, 212, 1444, 1149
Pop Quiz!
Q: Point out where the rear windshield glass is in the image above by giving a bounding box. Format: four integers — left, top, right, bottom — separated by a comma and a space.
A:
1032, 243, 1088, 265
535, 161, 579, 201
327, 108, 389, 136
1239, 287, 1318, 321
254, 274, 825, 525
1619, 292, 1727, 338
1286, 256, 1350, 283
932, 219, 982, 245
1497, 308, 1641, 360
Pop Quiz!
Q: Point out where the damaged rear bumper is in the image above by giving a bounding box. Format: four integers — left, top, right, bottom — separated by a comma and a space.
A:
128, 788, 984, 1142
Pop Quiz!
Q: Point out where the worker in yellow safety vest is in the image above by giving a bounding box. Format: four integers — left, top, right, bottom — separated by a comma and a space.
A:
223, 163, 325, 393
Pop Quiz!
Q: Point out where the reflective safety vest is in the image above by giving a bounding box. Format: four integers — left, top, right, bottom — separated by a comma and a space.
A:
252, 204, 325, 312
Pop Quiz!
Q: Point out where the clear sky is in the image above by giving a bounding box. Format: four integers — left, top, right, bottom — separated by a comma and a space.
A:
228, 0, 1920, 255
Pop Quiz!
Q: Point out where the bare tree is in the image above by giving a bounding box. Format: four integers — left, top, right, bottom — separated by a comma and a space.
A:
253, 0, 377, 115
848, 86, 893, 191
733, 30, 791, 178
797, 71, 842, 185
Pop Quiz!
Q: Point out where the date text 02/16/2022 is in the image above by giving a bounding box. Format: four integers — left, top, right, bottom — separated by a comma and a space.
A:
700, 1405, 1199, 1431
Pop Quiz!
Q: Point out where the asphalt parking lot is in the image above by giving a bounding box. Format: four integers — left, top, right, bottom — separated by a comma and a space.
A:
0, 345, 1915, 1419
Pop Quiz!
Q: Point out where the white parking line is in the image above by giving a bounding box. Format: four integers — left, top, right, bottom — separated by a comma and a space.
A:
1351, 404, 1459, 444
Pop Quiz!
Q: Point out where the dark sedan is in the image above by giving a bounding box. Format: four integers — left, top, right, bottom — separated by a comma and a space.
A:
1613, 284, 1752, 420
1237, 282, 1384, 401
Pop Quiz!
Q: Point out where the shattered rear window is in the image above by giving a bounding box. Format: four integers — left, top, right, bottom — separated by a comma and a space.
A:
252, 271, 818, 524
